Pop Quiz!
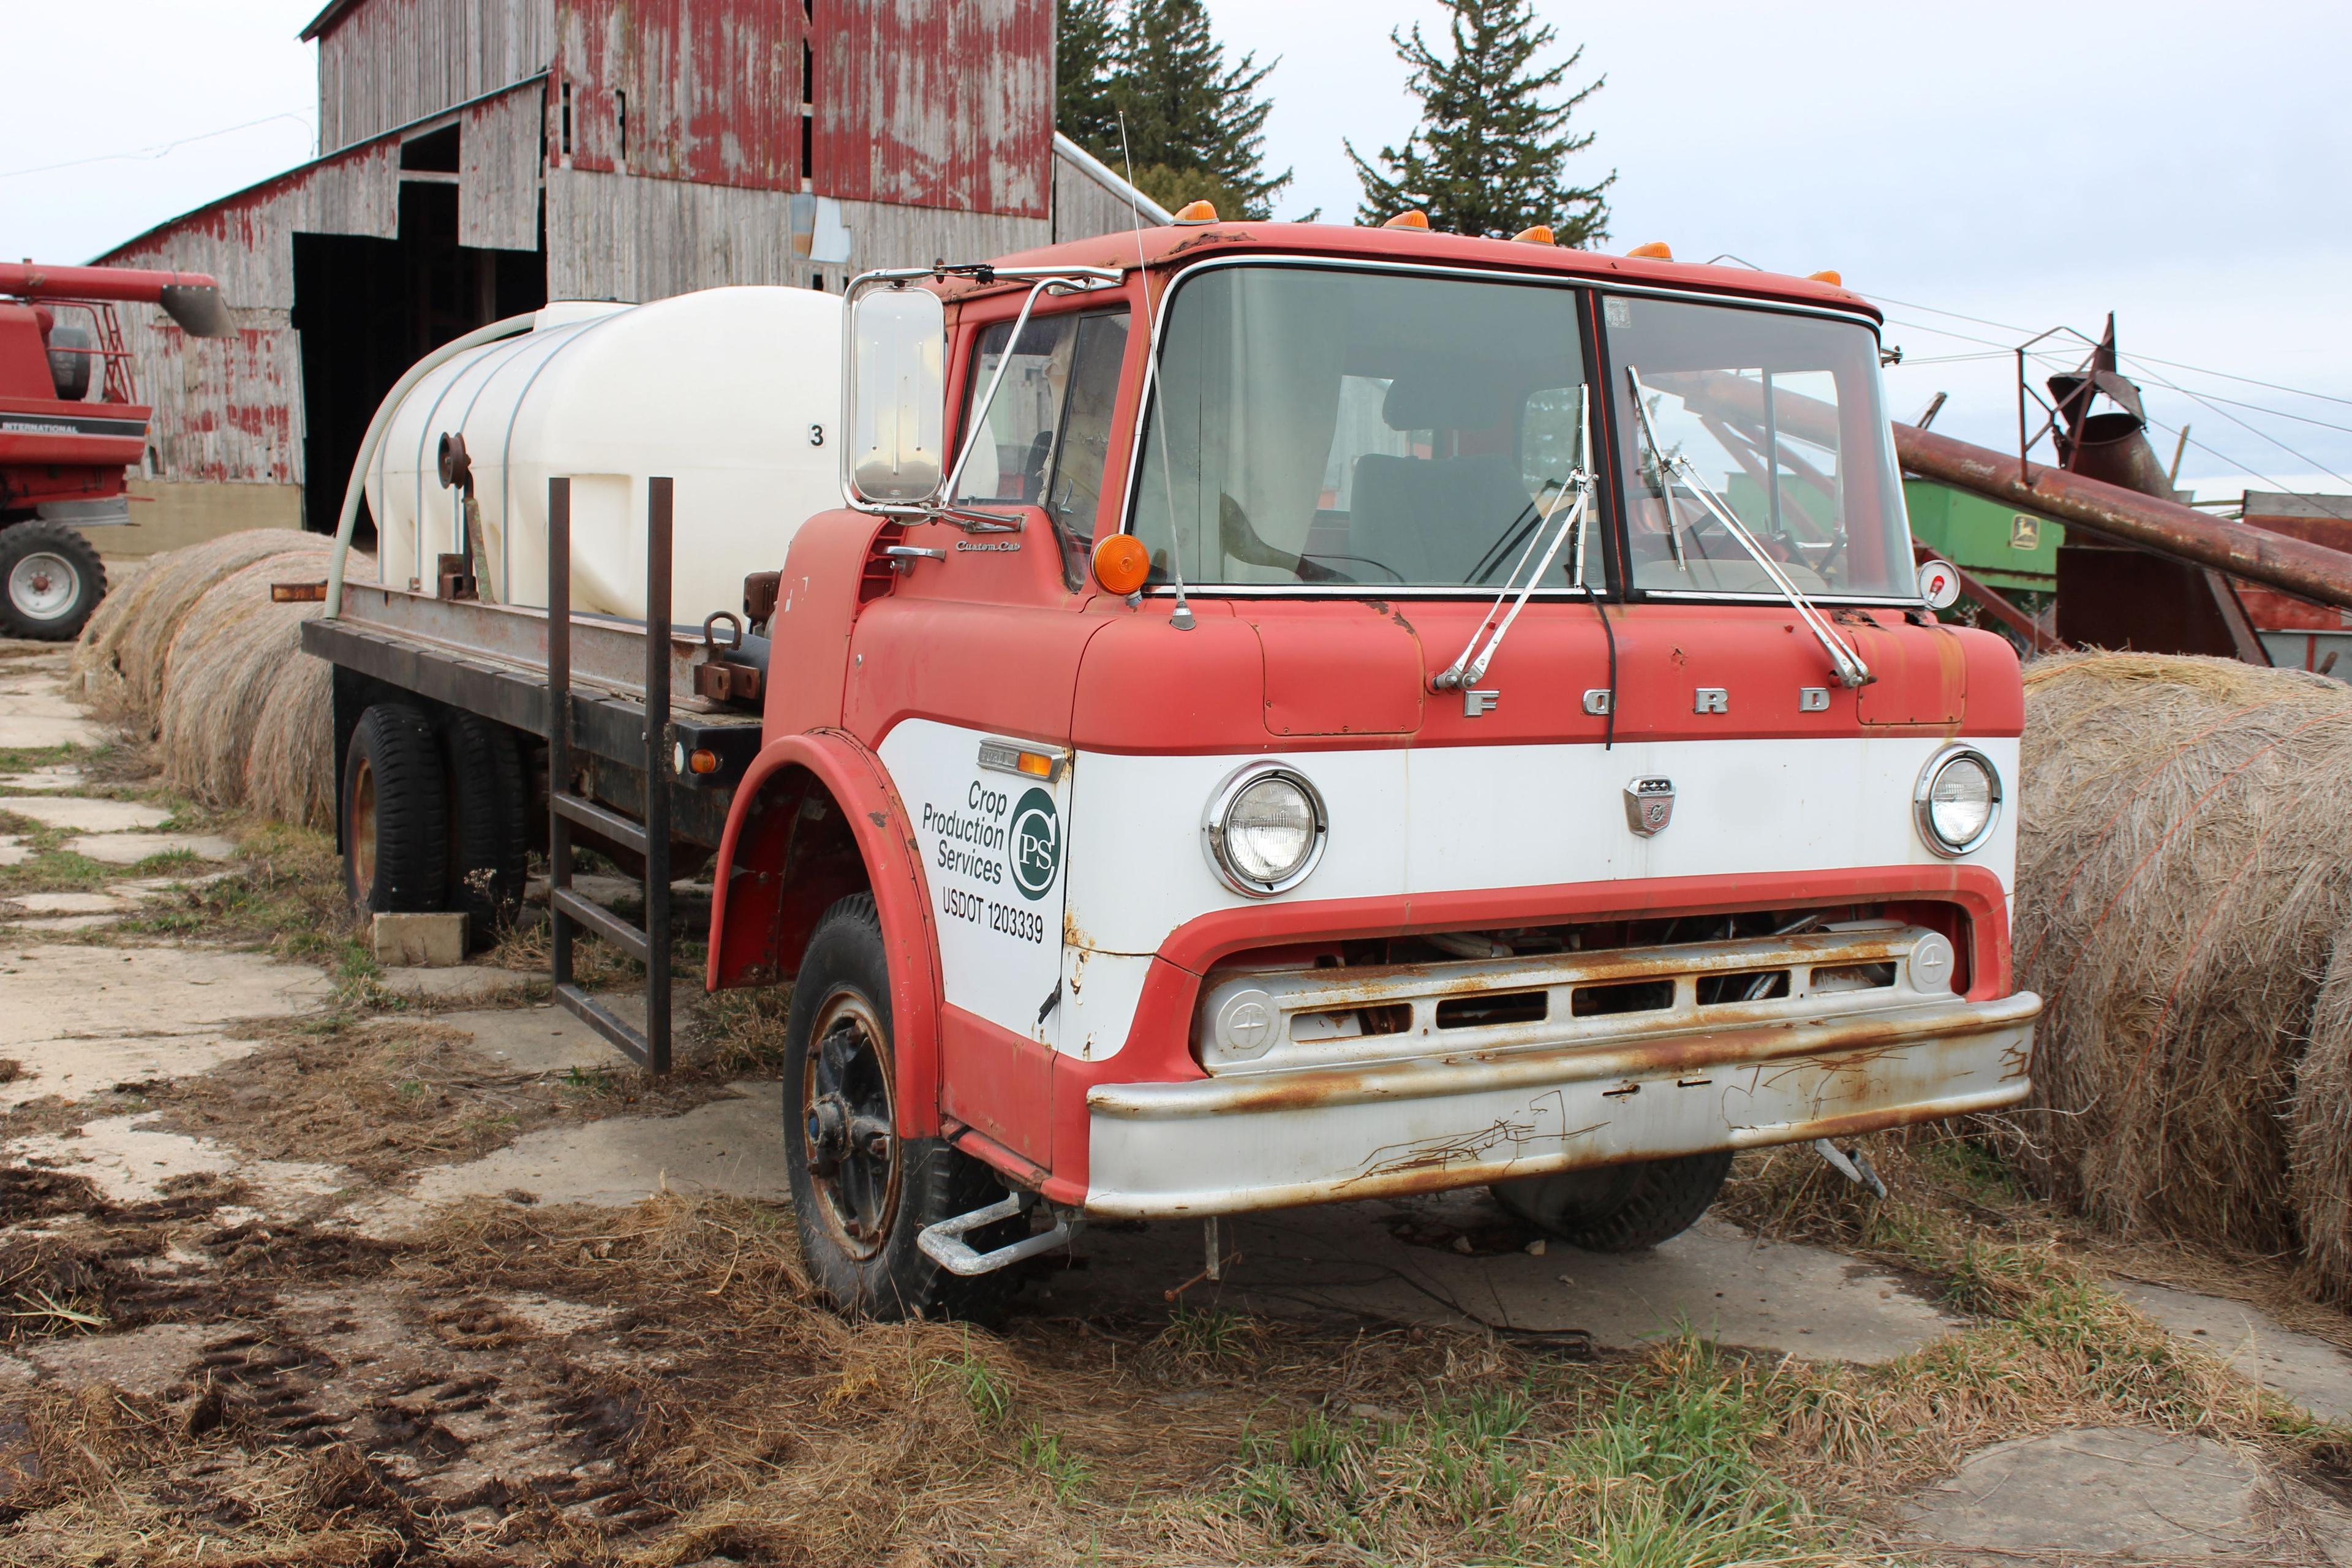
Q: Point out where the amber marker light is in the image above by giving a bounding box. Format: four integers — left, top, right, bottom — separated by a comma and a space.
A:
1093, 532, 1152, 596
1382, 209, 1430, 230
1015, 751, 1054, 778
1627, 241, 1673, 259
1808, 269, 1844, 285
1512, 225, 1556, 245
688, 748, 720, 775
1172, 199, 1219, 223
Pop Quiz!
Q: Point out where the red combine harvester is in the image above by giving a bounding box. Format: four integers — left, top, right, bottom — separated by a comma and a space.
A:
0, 262, 235, 639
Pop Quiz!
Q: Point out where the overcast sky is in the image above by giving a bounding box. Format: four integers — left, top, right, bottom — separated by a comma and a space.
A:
6, 1, 2348, 498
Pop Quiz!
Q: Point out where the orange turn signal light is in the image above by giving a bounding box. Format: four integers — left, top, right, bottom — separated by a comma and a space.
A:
1093, 532, 1152, 596
1626, 241, 1673, 260
688, 748, 719, 775
1382, 209, 1430, 230
1807, 268, 1843, 285
1512, 225, 1556, 246
1014, 750, 1054, 778
1172, 199, 1219, 224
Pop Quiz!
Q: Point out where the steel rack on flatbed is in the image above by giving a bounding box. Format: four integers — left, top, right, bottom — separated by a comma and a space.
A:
300, 476, 764, 1072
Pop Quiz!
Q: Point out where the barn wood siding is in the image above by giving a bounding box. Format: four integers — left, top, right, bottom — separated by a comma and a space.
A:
551, 0, 803, 191
546, 167, 1047, 301
1050, 135, 1174, 243
315, 0, 554, 150
96, 139, 408, 486
461, 84, 548, 251
815, 0, 1052, 219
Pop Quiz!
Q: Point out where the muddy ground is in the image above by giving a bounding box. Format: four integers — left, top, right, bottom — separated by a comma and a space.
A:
7, 636, 2352, 1566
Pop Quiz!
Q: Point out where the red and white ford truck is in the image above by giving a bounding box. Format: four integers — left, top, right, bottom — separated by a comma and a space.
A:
307, 215, 2040, 1319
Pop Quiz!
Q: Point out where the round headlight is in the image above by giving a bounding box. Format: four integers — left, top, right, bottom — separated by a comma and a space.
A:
1204, 764, 1327, 896
1915, 746, 2002, 857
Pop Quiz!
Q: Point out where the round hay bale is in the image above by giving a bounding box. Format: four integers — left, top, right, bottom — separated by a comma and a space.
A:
2012, 651, 2352, 1254
2290, 931, 2352, 1304
244, 650, 336, 830
154, 551, 339, 825
70, 530, 331, 729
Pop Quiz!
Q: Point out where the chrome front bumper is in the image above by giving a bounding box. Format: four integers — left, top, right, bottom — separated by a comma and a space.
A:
1080, 925, 2040, 1218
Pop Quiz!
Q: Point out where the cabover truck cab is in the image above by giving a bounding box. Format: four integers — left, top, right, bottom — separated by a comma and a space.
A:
312, 219, 2040, 1321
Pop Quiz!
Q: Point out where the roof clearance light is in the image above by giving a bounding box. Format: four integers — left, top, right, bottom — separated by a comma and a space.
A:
1512, 225, 1556, 246
1172, 199, 1218, 224
1627, 241, 1673, 260
1093, 533, 1152, 596
1809, 269, 1844, 285
1382, 209, 1431, 230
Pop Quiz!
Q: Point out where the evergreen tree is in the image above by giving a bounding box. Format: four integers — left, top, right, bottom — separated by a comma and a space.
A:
1056, 0, 1121, 156
1347, 0, 1614, 244
1055, 0, 1293, 221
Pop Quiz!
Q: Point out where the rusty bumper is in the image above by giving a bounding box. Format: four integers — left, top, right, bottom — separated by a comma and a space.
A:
1080, 991, 2040, 1219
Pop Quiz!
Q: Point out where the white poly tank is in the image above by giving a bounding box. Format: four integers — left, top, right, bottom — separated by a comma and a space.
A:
367, 287, 845, 628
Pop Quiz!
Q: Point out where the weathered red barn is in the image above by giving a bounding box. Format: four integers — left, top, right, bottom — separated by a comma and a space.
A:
94, 0, 1163, 548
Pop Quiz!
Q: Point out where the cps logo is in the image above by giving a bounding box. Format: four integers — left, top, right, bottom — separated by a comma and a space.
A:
1008, 787, 1061, 902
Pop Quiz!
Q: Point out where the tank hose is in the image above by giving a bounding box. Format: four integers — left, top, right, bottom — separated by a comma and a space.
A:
325, 312, 541, 618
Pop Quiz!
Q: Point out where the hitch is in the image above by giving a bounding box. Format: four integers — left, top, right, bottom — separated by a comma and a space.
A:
916, 1191, 1081, 1278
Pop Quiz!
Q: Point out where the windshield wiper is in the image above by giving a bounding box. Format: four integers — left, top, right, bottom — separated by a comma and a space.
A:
1433, 385, 1596, 693
1626, 366, 1873, 690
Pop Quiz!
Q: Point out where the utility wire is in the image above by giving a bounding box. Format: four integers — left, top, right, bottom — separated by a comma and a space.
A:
2114, 361, 2352, 438
1874, 290, 2352, 413
2141, 410, 2352, 522
2128, 361, 2352, 496
0, 110, 315, 181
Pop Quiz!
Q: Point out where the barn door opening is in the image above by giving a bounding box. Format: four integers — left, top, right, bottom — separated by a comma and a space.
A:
293, 151, 545, 543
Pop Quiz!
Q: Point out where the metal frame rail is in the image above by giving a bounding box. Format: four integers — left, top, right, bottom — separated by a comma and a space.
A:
546, 475, 674, 1072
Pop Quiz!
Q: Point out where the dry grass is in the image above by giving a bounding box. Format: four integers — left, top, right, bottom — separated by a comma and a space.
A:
16, 1160, 2344, 1568
2011, 652, 2352, 1291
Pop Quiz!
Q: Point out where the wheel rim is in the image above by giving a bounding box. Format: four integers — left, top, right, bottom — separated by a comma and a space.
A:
799, 989, 900, 1261
350, 756, 379, 899
9, 553, 78, 620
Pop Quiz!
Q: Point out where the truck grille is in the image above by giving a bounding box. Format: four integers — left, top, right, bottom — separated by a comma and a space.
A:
1194, 921, 1954, 1076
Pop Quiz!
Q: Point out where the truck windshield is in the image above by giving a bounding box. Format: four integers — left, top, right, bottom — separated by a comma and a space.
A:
1604, 293, 1912, 600
1129, 265, 1602, 590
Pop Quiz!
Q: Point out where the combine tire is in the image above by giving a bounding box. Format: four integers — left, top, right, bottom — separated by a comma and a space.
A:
0, 522, 106, 641
1491, 1150, 1734, 1253
342, 703, 448, 914
442, 712, 528, 949
783, 893, 1023, 1321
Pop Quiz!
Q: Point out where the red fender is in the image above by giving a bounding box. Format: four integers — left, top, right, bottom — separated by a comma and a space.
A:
706, 729, 944, 1139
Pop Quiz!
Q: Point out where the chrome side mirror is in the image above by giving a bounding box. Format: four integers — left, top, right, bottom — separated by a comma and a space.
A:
845, 285, 945, 505
1916, 557, 1962, 609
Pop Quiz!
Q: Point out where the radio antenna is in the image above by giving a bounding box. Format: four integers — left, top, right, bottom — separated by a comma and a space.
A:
1118, 112, 1194, 630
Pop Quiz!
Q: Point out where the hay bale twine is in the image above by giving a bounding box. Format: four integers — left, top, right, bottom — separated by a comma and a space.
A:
2013, 652, 2352, 1255
71, 529, 332, 726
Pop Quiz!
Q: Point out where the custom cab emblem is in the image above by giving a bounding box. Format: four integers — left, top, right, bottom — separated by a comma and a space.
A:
1624, 777, 1675, 837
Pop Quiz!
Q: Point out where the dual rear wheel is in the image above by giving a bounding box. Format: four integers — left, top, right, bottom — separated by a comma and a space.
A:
341, 701, 529, 946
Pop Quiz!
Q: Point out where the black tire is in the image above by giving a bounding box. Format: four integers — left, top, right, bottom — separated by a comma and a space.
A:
1491, 1150, 1733, 1253
442, 712, 528, 951
783, 893, 1022, 1321
341, 704, 449, 914
0, 522, 106, 641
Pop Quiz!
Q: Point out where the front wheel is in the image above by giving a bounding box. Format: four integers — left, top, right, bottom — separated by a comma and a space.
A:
1490, 1149, 1733, 1253
783, 892, 1021, 1321
0, 522, 107, 641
